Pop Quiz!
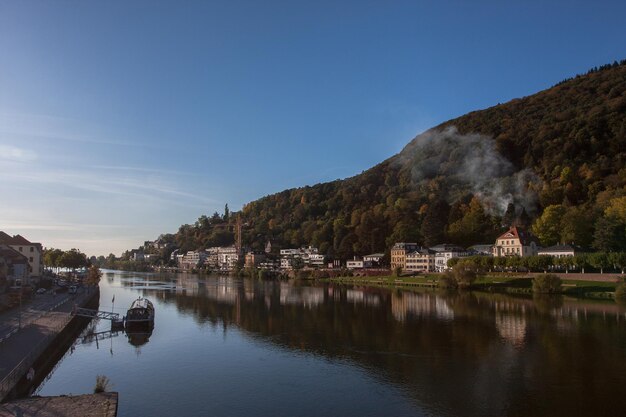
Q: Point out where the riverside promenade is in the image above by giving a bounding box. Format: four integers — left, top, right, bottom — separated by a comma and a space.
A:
0, 288, 98, 402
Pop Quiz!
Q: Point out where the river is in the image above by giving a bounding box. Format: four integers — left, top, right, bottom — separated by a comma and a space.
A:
35, 270, 626, 416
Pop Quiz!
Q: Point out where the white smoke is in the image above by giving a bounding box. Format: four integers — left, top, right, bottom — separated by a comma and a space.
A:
396, 127, 541, 215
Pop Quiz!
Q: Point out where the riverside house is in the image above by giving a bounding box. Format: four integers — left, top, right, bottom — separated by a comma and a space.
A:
405, 248, 436, 273
492, 226, 538, 257
0, 245, 29, 286
0, 231, 43, 280
430, 244, 471, 272
390, 243, 419, 271
538, 244, 580, 258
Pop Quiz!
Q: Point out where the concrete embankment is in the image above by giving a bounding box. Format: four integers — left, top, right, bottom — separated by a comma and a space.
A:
0, 392, 118, 417
0, 288, 100, 402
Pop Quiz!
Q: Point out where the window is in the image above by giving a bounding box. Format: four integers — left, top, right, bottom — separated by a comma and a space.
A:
19, 247, 23, 252
29, 257, 33, 262
30, 247, 34, 252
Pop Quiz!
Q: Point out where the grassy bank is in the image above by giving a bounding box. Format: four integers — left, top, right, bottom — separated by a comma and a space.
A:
323, 274, 621, 301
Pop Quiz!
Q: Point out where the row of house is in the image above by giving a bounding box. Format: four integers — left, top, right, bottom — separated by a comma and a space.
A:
391, 243, 472, 273
0, 231, 43, 286
279, 246, 324, 269
172, 246, 240, 271
346, 253, 385, 269
165, 226, 580, 274
391, 226, 580, 273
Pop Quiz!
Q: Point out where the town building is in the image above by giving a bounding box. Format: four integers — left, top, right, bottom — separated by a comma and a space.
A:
218, 246, 239, 271
430, 244, 471, 272
179, 250, 207, 271
308, 253, 325, 267
405, 248, 436, 273
346, 258, 364, 269
279, 246, 323, 269
363, 253, 384, 268
538, 244, 580, 258
0, 232, 43, 279
492, 227, 538, 257
204, 247, 220, 268
132, 251, 145, 261
144, 254, 159, 263
245, 252, 267, 268
468, 244, 494, 256
0, 245, 30, 286
390, 243, 419, 271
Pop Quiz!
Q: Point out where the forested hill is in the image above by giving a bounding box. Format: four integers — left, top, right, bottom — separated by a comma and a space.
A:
177, 61, 626, 258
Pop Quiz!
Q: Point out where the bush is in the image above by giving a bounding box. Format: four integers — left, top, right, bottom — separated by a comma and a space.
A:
393, 266, 403, 277
452, 260, 478, 288
615, 282, 626, 302
532, 274, 562, 294
438, 272, 458, 289
94, 375, 111, 393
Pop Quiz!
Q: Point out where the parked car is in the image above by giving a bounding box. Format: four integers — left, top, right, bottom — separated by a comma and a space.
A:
69, 285, 77, 294
36, 288, 47, 294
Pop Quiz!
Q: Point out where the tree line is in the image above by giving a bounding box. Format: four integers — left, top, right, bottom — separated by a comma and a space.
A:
44, 248, 89, 271
448, 252, 626, 274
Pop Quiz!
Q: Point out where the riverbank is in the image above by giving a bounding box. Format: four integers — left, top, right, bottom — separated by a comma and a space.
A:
0, 392, 118, 417
322, 273, 624, 301
0, 287, 99, 402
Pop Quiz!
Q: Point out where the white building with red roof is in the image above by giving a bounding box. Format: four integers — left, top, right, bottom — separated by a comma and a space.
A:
492, 226, 538, 257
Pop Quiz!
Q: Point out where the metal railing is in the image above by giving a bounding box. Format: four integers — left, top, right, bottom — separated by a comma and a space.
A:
0, 296, 72, 345
0, 291, 94, 402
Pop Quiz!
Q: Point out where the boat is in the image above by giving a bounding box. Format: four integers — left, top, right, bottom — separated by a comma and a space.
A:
125, 297, 155, 329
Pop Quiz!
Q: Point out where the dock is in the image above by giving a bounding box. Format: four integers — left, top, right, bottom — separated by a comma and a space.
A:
0, 392, 118, 417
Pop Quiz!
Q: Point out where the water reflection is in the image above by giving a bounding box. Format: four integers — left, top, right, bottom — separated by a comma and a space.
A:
126, 330, 153, 347
114, 274, 626, 417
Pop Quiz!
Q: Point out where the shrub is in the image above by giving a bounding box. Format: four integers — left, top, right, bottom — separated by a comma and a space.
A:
393, 266, 403, 277
615, 282, 626, 302
438, 272, 458, 289
94, 375, 111, 393
532, 274, 562, 294
452, 260, 478, 288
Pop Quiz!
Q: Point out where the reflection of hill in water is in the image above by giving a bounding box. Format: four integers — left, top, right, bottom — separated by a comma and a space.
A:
123, 276, 626, 417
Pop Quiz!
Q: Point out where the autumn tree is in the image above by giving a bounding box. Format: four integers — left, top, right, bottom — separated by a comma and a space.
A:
85, 265, 103, 286
532, 205, 566, 246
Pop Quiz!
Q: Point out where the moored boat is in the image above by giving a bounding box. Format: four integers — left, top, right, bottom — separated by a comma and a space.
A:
125, 297, 155, 329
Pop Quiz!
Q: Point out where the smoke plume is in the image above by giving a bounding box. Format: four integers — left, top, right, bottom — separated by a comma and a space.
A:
396, 127, 541, 215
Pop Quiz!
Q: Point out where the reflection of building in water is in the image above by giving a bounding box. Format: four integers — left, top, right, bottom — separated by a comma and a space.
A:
243, 279, 255, 301
202, 278, 239, 305
495, 312, 527, 346
391, 292, 454, 322
279, 282, 324, 308
175, 276, 201, 295
345, 289, 380, 306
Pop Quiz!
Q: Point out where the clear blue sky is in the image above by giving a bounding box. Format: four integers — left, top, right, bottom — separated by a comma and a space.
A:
1, 1, 625, 256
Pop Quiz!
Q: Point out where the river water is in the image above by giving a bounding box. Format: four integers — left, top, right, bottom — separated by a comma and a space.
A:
36, 270, 626, 416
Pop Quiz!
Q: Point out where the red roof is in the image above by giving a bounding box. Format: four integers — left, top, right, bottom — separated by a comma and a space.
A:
0, 231, 37, 246
496, 226, 537, 246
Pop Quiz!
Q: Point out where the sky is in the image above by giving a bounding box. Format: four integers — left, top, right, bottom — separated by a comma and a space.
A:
1, 1, 625, 256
